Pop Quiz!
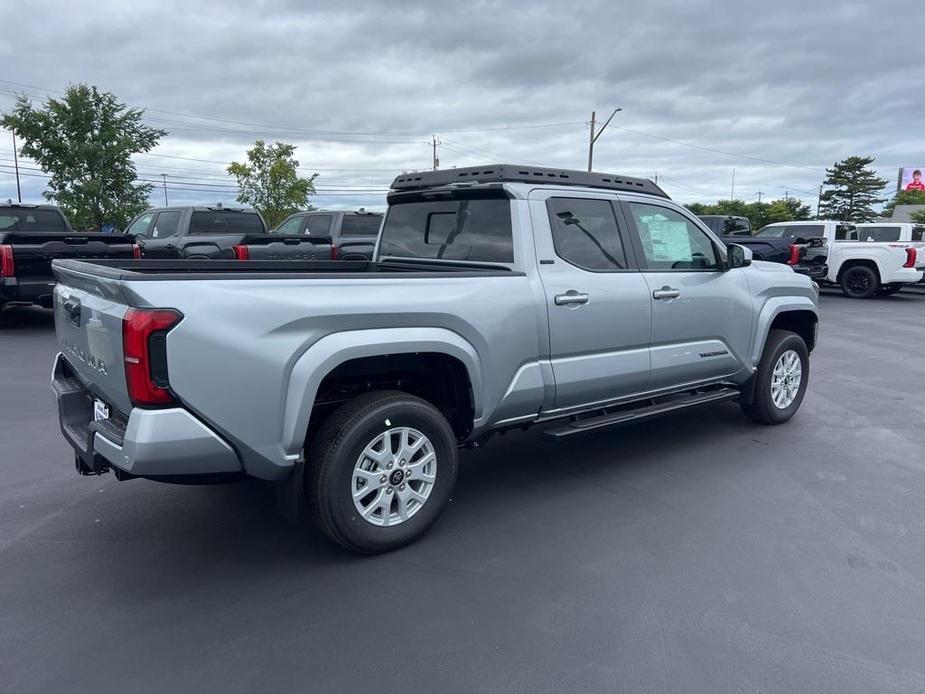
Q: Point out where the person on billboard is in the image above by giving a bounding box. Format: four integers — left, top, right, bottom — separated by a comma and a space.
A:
906, 170, 925, 191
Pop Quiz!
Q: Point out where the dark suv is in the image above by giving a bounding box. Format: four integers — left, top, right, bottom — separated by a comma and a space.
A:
272, 209, 383, 260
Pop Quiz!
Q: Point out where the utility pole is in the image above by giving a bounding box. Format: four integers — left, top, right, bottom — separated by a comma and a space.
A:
730, 168, 736, 200
587, 107, 621, 172
816, 184, 823, 218
431, 135, 440, 171
161, 174, 168, 206
11, 130, 21, 203
756, 190, 763, 203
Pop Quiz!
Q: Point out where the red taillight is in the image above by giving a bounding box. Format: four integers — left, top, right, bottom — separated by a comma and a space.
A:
233, 244, 249, 260
330, 244, 338, 260
0, 244, 14, 277
904, 247, 917, 269
787, 244, 801, 265
132, 244, 142, 259
122, 308, 182, 407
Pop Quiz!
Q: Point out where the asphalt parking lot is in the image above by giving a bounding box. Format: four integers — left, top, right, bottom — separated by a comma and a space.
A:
3, 291, 925, 693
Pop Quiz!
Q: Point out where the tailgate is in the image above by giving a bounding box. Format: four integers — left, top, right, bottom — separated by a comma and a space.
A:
52, 267, 133, 416
7, 233, 135, 279
243, 234, 333, 260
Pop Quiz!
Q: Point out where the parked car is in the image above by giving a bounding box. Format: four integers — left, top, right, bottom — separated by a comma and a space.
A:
699, 215, 752, 236
0, 202, 134, 314
716, 221, 827, 276
272, 209, 383, 260
128, 205, 335, 261
782, 220, 925, 297
51, 164, 819, 553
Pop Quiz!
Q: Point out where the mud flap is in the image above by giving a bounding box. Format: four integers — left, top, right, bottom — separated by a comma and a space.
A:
275, 457, 306, 524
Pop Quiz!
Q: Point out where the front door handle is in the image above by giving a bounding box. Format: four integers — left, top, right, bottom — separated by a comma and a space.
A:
652, 286, 681, 300
554, 290, 590, 306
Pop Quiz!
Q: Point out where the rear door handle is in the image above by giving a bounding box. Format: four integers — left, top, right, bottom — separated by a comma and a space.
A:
652, 287, 681, 300
554, 290, 590, 306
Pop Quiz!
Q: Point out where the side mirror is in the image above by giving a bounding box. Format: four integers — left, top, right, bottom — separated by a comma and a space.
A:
727, 243, 752, 269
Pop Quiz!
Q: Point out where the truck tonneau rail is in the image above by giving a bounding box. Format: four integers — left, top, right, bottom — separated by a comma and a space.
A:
50, 258, 518, 281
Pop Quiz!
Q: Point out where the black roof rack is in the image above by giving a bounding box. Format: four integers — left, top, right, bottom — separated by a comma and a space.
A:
390, 165, 669, 198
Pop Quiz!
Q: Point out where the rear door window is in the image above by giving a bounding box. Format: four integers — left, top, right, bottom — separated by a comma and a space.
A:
859, 226, 901, 242
379, 194, 514, 263
546, 197, 628, 271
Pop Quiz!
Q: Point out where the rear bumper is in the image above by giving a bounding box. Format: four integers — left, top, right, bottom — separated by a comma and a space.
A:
51, 353, 243, 479
1, 276, 57, 307
793, 263, 827, 279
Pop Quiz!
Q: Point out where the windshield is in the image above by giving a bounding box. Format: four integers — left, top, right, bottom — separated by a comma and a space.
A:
0, 208, 68, 232
189, 211, 265, 235
378, 193, 513, 263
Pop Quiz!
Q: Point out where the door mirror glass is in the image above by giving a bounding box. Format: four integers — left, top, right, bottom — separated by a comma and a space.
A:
727, 243, 752, 269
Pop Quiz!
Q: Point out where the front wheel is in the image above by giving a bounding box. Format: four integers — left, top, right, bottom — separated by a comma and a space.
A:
306, 391, 458, 553
741, 329, 809, 425
840, 265, 878, 299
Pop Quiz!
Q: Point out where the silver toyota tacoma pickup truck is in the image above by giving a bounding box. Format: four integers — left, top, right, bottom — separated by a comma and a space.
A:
51, 165, 819, 553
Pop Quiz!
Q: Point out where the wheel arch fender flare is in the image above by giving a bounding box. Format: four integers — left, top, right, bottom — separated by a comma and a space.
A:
279, 328, 484, 458
750, 298, 818, 366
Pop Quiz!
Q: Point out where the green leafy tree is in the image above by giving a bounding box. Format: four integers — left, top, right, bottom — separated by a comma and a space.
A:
1, 85, 165, 230
227, 141, 318, 228
881, 189, 925, 217
818, 156, 887, 222
911, 209, 925, 224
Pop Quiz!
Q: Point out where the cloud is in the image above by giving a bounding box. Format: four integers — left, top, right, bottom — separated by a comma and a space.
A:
1, 0, 921, 212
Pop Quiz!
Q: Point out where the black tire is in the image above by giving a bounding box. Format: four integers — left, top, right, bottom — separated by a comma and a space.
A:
840, 265, 878, 299
875, 283, 903, 296
306, 390, 458, 553
741, 329, 809, 425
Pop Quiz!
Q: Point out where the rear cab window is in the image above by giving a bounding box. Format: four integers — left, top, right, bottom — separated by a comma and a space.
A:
189, 211, 265, 235
341, 214, 383, 236
378, 190, 514, 264
0, 209, 68, 232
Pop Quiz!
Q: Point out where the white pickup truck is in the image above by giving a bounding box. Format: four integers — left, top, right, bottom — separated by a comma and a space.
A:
777, 220, 924, 298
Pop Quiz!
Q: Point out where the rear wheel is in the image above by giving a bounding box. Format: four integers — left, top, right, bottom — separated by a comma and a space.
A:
306, 390, 458, 553
840, 265, 878, 299
876, 283, 903, 296
741, 329, 809, 425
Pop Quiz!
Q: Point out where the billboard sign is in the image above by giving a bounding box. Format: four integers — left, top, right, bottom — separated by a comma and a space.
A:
898, 167, 925, 192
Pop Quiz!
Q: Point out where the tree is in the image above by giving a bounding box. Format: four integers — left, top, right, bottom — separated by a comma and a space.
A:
911, 209, 925, 225
227, 141, 318, 228
817, 156, 887, 222
684, 197, 811, 230
881, 189, 925, 217
1, 85, 165, 230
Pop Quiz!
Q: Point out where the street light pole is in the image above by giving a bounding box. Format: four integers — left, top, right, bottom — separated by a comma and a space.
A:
587, 108, 621, 172
161, 174, 168, 206
11, 130, 21, 203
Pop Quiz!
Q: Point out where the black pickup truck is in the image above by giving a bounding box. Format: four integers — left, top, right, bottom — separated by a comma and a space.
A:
0, 203, 134, 312
272, 209, 382, 260
129, 205, 334, 260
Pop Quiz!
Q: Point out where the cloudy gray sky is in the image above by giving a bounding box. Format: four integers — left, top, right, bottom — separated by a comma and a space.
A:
0, 0, 921, 213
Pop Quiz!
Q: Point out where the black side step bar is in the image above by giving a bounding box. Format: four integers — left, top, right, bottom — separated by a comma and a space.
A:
542, 387, 740, 441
